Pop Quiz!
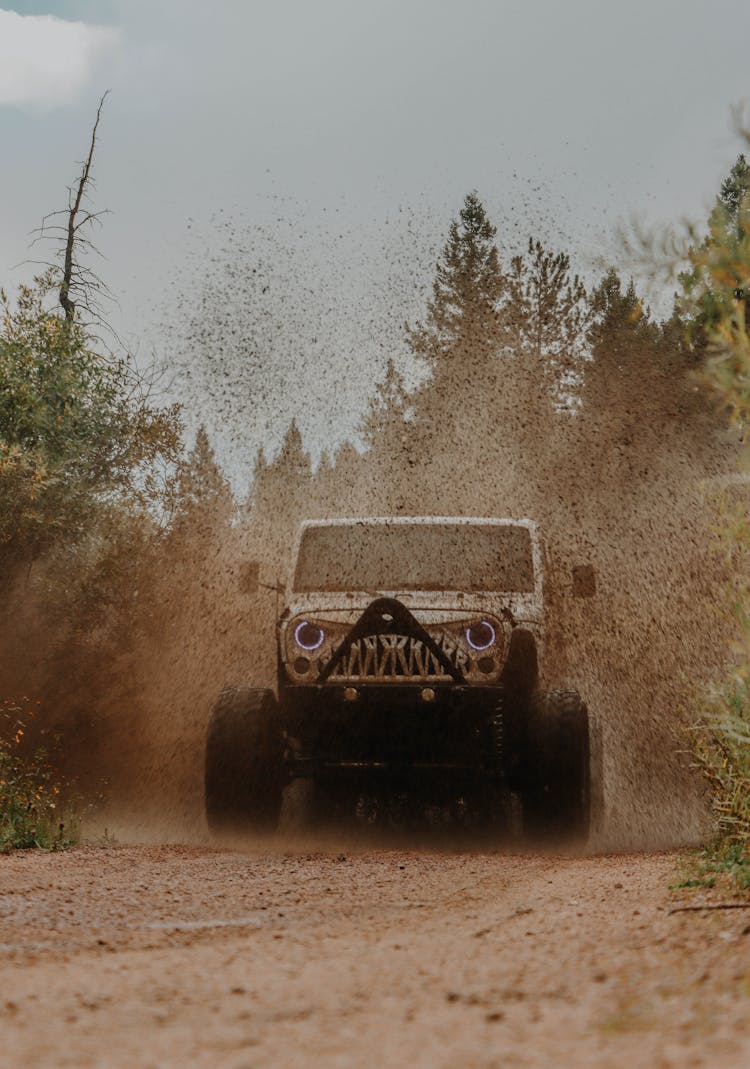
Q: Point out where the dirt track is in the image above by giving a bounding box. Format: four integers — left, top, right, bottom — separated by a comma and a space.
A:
1, 844, 748, 1069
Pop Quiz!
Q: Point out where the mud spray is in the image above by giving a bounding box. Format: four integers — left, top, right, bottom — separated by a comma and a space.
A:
0, 208, 734, 853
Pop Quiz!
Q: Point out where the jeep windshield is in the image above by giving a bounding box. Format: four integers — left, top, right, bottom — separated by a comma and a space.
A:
292, 522, 535, 593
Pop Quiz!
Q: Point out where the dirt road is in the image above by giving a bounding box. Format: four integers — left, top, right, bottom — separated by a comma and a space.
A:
0, 844, 748, 1069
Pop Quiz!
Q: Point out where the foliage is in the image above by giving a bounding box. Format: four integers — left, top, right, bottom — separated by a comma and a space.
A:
507, 237, 590, 398
681, 138, 750, 879
359, 357, 413, 452
248, 188, 726, 528
0, 272, 182, 578
407, 190, 508, 381
248, 419, 311, 543
580, 267, 719, 477
679, 152, 750, 354
171, 424, 235, 538
697, 841, 750, 889
675, 842, 750, 891
587, 269, 653, 365
688, 493, 750, 850
0, 697, 77, 852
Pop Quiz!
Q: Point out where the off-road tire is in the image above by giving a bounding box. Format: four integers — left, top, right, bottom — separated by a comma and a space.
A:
205, 686, 284, 835
522, 689, 590, 843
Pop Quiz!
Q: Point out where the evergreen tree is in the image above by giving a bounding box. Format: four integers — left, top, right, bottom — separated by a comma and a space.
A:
316, 449, 333, 476
310, 449, 335, 515
581, 270, 654, 458
404, 192, 520, 511
356, 359, 417, 513
330, 440, 367, 514
253, 445, 268, 485
359, 358, 412, 451
587, 270, 652, 370
407, 191, 508, 388
401, 192, 577, 515
276, 419, 312, 485
718, 153, 750, 232
506, 238, 590, 404
171, 424, 235, 540
246, 419, 312, 550
681, 153, 750, 349
580, 268, 726, 487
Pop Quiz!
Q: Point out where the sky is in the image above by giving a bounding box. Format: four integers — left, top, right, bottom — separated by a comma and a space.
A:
1, 0, 749, 486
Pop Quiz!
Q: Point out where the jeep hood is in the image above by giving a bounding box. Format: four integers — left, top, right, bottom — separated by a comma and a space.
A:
282, 589, 543, 627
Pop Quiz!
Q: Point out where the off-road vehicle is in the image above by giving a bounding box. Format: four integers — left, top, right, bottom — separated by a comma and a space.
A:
205, 516, 594, 839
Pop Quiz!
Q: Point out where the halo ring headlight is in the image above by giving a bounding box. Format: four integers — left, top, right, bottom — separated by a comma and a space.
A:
466, 620, 496, 652
294, 620, 325, 652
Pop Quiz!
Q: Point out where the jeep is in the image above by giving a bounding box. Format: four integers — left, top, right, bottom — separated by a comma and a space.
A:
205, 516, 593, 839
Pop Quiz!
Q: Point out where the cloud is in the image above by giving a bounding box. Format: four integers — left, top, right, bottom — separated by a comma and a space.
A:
0, 8, 120, 107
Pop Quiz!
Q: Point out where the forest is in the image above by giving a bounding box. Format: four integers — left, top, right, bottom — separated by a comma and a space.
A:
1, 128, 749, 857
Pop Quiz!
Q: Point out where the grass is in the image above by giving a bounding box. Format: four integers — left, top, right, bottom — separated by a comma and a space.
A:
674, 842, 750, 894
0, 697, 79, 852
695, 842, 750, 890
666, 128, 750, 892
684, 537, 750, 890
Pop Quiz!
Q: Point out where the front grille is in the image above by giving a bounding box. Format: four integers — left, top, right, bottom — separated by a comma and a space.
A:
328, 632, 466, 682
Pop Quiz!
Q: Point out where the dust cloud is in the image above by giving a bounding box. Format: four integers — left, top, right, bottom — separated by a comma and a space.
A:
0, 200, 735, 853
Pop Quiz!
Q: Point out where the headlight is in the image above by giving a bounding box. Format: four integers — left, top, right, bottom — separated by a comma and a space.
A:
465, 620, 496, 651
294, 620, 325, 651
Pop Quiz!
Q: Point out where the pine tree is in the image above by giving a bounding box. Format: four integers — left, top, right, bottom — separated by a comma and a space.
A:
171, 424, 235, 540
246, 419, 312, 549
276, 419, 312, 485
310, 449, 335, 515
506, 238, 590, 404
359, 358, 412, 451
405, 191, 516, 504
717, 153, 750, 233
407, 191, 508, 387
580, 268, 726, 487
587, 270, 651, 369
581, 271, 653, 460
401, 192, 569, 515
681, 153, 750, 349
356, 359, 417, 513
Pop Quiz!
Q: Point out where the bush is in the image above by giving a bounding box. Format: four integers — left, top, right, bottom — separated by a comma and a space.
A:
681, 134, 750, 882
0, 272, 181, 582
688, 530, 750, 873
0, 697, 78, 852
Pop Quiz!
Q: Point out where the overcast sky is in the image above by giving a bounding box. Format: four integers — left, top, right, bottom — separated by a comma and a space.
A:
1, 1, 749, 485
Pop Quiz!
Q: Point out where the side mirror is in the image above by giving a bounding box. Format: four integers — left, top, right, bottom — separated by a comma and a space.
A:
238, 561, 260, 596
572, 563, 596, 598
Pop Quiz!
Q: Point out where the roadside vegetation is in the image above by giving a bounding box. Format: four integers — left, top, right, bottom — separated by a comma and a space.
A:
1, 97, 747, 848
678, 144, 750, 885
0, 101, 184, 848
0, 697, 74, 851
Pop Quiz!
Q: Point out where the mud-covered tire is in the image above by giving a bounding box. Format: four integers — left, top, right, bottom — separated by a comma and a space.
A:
522, 689, 590, 843
205, 686, 284, 835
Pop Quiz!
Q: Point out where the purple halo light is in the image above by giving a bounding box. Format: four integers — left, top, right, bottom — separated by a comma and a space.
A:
294, 620, 325, 651
466, 620, 496, 651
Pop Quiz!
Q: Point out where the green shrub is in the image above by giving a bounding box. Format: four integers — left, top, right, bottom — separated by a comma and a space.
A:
0, 697, 78, 852
681, 134, 750, 882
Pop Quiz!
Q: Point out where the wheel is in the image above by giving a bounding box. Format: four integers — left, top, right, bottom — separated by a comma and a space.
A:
205, 686, 284, 835
521, 689, 591, 843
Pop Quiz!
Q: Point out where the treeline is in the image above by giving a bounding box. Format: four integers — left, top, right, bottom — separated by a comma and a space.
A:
244, 168, 746, 567
0, 147, 746, 834
3, 167, 740, 600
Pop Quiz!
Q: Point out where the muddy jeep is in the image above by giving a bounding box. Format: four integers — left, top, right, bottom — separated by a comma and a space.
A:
205, 516, 593, 840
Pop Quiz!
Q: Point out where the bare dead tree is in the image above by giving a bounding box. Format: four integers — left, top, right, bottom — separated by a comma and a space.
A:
28, 91, 115, 334
59, 92, 108, 322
